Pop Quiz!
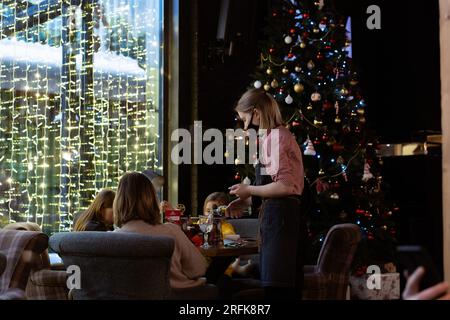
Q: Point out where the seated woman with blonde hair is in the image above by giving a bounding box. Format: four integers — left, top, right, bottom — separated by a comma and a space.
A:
114, 172, 208, 289
73, 189, 115, 232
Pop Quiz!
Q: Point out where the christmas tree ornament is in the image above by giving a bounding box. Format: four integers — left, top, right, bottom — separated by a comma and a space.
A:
266, 67, 273, 75
307, 103, 313, 110
350, 79, 359, 86
254, 80, 262, 89
340, 87, 349, 96
311, 92, 322, 102
362, 161, 374, 182
357, 108, 365, 115
269, 48, 275, 54
264, 83, 271, 91
319, 23, 327, 31
300, 42, 306, 49
316, 180, 330, 194
316, 0, 325, 10
282, 66, 289, 74
234, 173, 241, 181
287, 52, 295, 59
294, 83, 304, 93
322, 100, 333, 110
295, 65, 302, 72
243, 176, 251, 185
304, 139, 317, 156
271, 79, 279, 88
330, 193, 340, 200
334, 116, 341, 123
333, 144, 344, 153
314, 118, 323, 126
313, 28, 320, 33
285, 94, 294, 104
307, 60, 315, 70
284, 35, 293, 44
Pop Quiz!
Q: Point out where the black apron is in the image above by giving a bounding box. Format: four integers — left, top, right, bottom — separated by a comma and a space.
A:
254, 162, 306, 293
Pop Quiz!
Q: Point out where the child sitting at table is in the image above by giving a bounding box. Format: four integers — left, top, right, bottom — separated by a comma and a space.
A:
203, 192, 255, 278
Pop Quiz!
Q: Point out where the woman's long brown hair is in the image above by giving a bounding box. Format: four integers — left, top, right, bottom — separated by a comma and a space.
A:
113, 172, 161, 227
74, 189, 115, 231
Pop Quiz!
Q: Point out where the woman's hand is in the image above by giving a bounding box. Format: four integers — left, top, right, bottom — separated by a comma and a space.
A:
402, 267, 450, 300
226, 197, 251, 218
229, 183, 252, 200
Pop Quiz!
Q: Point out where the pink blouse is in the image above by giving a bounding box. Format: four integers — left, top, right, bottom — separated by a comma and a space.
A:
261, 126, 304, 196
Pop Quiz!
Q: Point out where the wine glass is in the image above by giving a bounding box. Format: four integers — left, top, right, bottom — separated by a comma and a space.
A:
198, 215, 212, 248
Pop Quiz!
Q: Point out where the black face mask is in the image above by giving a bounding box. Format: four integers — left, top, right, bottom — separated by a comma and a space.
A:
245, 112, 260, 132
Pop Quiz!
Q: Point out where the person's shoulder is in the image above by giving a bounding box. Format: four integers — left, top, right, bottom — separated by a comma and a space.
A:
271, 126, 296, 142
162, 222, 183, 234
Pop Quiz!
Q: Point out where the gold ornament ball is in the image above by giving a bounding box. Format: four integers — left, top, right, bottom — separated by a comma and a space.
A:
266, 68, 273, 75
294, 83, 304, 93
307, 103, 313, 110
282, 66, 289, 74
271, 79, 279, 88
264, 83, 271, 91
313, 28, 320, 33
357, 108, 365, 115
307, 60, 315, 70
334, 116, 341, 124
300, 42, 306, 49
340, 87, 349, 96
295, 65, 302, 72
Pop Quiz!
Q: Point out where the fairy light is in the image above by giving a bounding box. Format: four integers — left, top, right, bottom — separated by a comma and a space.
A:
0, 0, 164, 233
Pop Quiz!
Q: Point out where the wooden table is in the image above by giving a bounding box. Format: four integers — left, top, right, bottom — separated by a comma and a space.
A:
199, 241, 259, 257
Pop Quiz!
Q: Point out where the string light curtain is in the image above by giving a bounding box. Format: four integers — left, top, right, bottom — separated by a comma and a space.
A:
0, 0, 164, 234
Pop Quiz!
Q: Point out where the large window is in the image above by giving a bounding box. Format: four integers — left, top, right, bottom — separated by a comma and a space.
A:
0, 0, 164, 233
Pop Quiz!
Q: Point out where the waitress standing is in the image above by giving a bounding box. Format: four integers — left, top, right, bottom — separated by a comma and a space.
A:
227, 88, 306, 300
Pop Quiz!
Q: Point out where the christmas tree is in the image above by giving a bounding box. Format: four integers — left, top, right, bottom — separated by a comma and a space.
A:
236, 0, 398, 272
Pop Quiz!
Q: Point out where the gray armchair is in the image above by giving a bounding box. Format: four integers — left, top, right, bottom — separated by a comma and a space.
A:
303, 223, 361, 300
49, 232, 174, 300
0, 252, 6, 277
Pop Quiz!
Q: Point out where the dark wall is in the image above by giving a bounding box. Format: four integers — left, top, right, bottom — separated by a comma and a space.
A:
178, 0, 270, 211
339, 0, 441, 143
337, 0, 443, 272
